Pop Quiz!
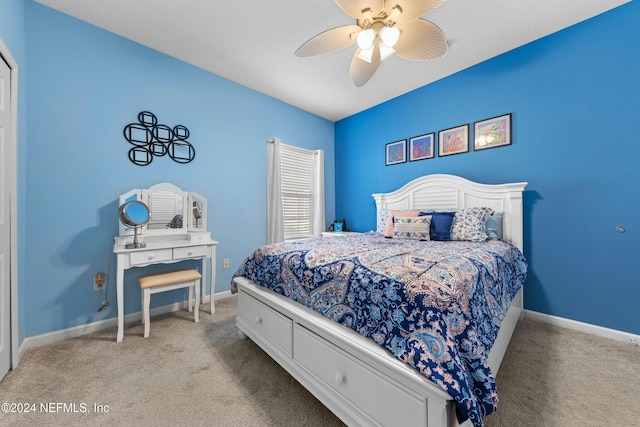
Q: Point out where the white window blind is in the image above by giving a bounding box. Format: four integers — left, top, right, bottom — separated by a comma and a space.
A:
280, 143, 315, 240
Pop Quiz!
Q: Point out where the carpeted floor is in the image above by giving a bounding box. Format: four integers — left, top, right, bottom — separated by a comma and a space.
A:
1, 295, 638, 427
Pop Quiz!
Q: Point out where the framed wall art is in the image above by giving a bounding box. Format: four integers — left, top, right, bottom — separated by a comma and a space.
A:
474, 113, 512, 150
409, 133, 435, 161
385, 139, 407, 165
438, 124, 469, 156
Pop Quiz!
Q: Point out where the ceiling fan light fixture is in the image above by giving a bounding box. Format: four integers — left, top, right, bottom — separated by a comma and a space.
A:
357, 45, 375, 63
379, 42, 395, 61
379, 26, 400, 48
356, 28, 376, 50
296, 0, 449, 87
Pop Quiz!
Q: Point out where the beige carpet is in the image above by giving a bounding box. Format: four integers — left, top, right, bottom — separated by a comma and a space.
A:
1, 296, 638, 427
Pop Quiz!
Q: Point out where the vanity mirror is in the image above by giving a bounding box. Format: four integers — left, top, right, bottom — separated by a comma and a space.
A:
188, 192, 207, 232
118, 200, 150, 248
117, 183, 208, 241
145, 188, 185, 230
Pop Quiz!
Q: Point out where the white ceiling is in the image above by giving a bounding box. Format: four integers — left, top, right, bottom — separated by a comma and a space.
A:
35, 0, 630, 122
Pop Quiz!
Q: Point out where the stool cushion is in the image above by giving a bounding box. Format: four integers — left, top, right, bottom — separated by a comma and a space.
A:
139, 269, 202, 289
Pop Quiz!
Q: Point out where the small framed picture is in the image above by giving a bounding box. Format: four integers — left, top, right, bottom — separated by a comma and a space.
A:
409, 133, 435, 161
474, 113, 512, 150
438, 124, 469, 156
385, 139, 407, 166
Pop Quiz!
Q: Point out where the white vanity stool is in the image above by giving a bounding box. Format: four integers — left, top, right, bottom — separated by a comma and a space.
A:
139, 269, 201, 338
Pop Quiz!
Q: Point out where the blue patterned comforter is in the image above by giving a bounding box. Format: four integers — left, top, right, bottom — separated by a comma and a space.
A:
231, 233, 527, 426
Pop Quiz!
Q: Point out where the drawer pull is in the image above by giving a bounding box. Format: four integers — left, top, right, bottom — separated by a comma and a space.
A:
334, 372, 344, 385
255, 316, 262, 324
147, 254, 155, 260
187, 251, 193, 256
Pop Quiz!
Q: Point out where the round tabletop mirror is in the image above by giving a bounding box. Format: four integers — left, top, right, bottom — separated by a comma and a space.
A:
119, 200, 150, 226
118, 201, 150, 248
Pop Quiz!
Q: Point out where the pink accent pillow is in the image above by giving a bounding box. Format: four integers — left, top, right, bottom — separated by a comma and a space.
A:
384, 210, 420, 237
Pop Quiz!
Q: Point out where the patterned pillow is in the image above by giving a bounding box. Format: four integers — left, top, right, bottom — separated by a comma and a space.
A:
450, 207, 495, 242
393, 216, 431, 240
377, 209, 391, 234
383, 210, 421, 237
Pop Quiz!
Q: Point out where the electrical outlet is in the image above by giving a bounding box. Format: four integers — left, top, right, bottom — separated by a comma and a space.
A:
94, 272, 106, 291
222, 258, 230, 269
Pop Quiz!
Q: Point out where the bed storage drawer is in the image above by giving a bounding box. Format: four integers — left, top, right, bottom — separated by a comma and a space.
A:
294, 324, 427, 427
238, 291, 293, 357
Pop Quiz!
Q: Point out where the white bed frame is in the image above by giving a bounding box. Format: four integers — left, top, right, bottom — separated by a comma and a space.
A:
234, 174, 527, 427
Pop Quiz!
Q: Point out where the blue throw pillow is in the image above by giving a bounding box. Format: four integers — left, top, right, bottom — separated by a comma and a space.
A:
485, 211, 504, 240
420, 211, 455, 241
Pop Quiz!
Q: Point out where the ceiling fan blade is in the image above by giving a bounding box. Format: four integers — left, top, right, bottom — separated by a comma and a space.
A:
389, 0, 447, 23
295, 25, 361, 57
350, 44, 381, 87
336, 0, 384, 20
394, 19, 448, 61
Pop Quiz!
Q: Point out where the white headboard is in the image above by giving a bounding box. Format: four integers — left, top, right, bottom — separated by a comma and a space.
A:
372, 174, 528, 251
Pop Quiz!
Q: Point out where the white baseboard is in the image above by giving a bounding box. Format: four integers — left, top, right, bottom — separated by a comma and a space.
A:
18, 291, 236, 361
20, 299, 636, 368
523, 309, 640, 347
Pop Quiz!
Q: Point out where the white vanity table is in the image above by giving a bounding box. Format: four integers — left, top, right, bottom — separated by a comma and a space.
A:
113, 183, 217, 343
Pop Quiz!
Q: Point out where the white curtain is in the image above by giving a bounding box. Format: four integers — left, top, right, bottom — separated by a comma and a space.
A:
266, 138, 284, 244
312, 149, 325, 237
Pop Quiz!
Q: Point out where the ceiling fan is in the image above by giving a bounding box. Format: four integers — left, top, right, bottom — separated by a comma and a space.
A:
295, 0, 448, 87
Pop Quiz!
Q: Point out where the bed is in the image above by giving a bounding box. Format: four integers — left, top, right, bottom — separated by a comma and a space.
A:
232, 174, 527, 427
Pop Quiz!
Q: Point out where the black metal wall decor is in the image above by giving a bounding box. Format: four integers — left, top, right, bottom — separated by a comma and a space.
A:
123, 111, 195, 166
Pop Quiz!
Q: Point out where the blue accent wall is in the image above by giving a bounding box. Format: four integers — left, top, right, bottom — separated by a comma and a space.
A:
16, 1, 334, 338
335, 2, 639, 334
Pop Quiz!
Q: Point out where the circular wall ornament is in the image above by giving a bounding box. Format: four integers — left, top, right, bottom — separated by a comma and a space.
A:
138, 111, 158, 127
173, 125, 190, 140
123, 123, 153, 146
128, 146, 153, 166
123, 111, 195, 166
167, 141, 195, 163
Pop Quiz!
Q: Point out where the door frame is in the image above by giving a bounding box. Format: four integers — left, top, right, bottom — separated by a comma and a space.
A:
0, 38, 19, 370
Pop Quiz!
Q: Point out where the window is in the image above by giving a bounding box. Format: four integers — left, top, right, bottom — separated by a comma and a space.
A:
267, 138, 325, 243
280, 144, 315, 240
